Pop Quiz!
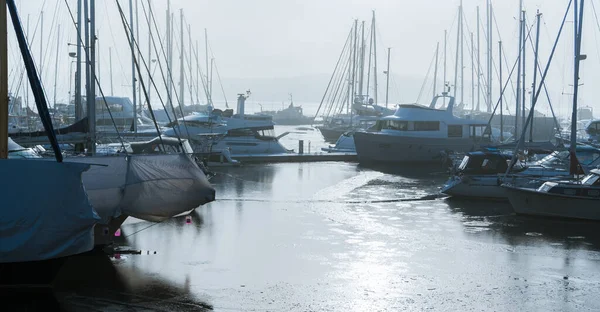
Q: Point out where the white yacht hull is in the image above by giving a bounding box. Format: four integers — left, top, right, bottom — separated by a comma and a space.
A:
354, 132, 477, 164
441, 176, 507, 199
504, 186, 600, 221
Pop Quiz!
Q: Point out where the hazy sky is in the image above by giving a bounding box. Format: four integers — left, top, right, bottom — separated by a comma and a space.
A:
8, 0, 600, 118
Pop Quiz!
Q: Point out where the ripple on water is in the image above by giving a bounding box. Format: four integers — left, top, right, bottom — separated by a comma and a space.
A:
525, 232, 543, 237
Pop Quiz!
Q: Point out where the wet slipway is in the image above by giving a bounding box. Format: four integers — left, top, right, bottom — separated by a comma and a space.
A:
10, 161, 600, 311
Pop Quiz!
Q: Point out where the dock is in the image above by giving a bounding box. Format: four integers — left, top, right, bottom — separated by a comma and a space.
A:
233, 152, 357, 163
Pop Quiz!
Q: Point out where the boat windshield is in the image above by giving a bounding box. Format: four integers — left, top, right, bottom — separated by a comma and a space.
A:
581, 173, 600, 186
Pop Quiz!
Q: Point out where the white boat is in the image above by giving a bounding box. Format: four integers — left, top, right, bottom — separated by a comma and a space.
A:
503, 169, 600, 221
322, 131, 357, 153
440, 149, 594, 199
162, 92, 291, 156
354, 93, 490, 164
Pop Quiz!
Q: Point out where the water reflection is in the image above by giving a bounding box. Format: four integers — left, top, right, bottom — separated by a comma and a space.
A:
445, 197, 600, 250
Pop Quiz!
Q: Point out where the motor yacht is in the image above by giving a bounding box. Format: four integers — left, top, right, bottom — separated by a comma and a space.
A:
354, 93, 490, 164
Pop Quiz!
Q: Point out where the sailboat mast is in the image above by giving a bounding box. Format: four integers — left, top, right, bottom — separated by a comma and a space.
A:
515, 3, 523, 141
39, 10, 43, 77
26, 14, 29, 110
128, 0, 137, 134
358, 20, 365, 98
385, 47, 390, 108
460, 0, 464, 106
570, 0, 584, 167
521, 11, 527, 133
499, 40, 503, 141
188, 24, 194, 103
476, 6, 480, 111
179, 9, 184, 107
530, 10, 542, 142
453, 4, 460, 99
195, 40, 199, 104
205, 28, 210, 105
372, 10, 378, 105
350, 19, 357, 114
443, 29, 447, 106
0, 0, 7, 158
165, 2, 171, 110
53, 24, 60, 111
433, 41, 439, 98
147, 0, 152, 106
75, 1, 82, 120
487, 1, 493, 112
470, 32, 474, 111
88, 0, 96, 154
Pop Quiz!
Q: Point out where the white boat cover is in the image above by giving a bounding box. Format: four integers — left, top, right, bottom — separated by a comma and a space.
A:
67, 154, 215, 222
0, 160, 98, 263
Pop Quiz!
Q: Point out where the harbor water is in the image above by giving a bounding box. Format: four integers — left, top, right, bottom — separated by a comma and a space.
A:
9, 127, 600, 311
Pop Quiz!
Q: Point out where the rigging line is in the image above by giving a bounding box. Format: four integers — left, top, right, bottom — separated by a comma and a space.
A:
416, 48, 437, 104
211, 58, 229, 108
115, 0, 167, 149
63, 0, 128, 153
313, 26, 353, 122
103, 0, 129, 84
181, 15, 209, 105
525, 15, 562, 132
326, 40, 353, 119
140, 0, 190, 141
506, 0, 572, 174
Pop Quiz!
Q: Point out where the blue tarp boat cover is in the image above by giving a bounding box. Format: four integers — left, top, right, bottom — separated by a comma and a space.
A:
0, 159, 98, 263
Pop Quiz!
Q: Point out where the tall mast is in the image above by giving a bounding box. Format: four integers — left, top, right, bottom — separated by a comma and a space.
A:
195, 40, 199, 104
26, 14, 29, 109
210, 58, 214, 103
165, 1, 171, 110
169, 11, 174, 109
128, 0, 137, 134
476, 6, 480, 111
433, 41, 439, 98
346, 24, 352, 114
39, 10, 43, 77
135, 0, 140, 110
443, 29, 447, 106
109, 47, 113, 95
515, 1, 523, 140
188, 24, 194, 103
530, 10, 542, 142
53, 24, 60, 112
75, 1, 82, 120
470, 32, 474, 111
358, 20, 365, 98
459, 0, 464, 106
570, 0, 584, 175
385, 47, 391, 108
351, 19, 358, 115
84, 0, 90, 121
179, 9, 184, 107
453, 4, 460, 99
487, 1, 493, 112
0, 0, 7, 158
521, 10, 527, 133
88, 0, 96, 154
372, 10, 378, 105
205, 28, 210, 105
147, 0, 152, 106
499, 40, 503, 141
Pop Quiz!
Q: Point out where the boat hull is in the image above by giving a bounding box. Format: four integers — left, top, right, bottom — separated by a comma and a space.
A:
504, 186, 600, 221
441, 176, 507, 199
354, 132, 478, 164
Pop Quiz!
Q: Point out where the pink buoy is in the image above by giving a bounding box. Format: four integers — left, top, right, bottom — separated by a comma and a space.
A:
185, 215, 192, 224
114, 228, 121, 237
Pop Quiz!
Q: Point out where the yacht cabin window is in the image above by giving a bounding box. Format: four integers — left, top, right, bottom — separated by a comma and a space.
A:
588, 122, 600, 135
448, 125, 463, 138
382, 120, 408, 131
414, 121, 440, 131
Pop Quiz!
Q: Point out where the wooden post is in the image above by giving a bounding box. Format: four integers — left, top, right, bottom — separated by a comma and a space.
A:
0, 0, 8, 159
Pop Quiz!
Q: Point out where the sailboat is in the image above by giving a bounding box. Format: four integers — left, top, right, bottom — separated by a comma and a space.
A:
502, 0, 600, 221
1, 0, 98, 263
